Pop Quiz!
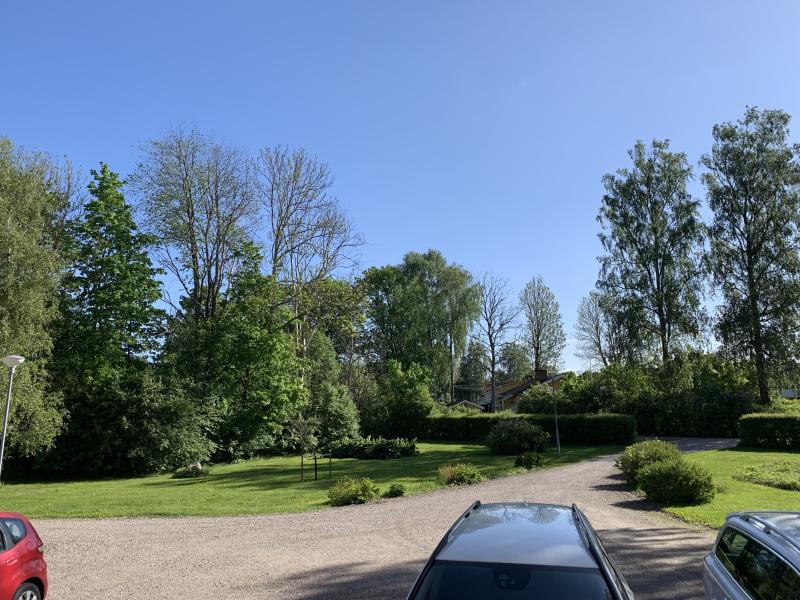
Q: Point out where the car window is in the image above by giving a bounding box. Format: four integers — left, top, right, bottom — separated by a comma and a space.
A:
716, 527, 750, 575
0, 518, 26, 545
736, 539, 784, 600
411, 561, 613, 600
775, 565, 800, 600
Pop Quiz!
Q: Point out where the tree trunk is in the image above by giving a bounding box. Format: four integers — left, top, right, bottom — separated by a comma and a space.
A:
747, 266, 770, 403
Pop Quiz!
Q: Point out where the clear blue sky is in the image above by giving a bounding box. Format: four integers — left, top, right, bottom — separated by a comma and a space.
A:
3, 0, 800, 370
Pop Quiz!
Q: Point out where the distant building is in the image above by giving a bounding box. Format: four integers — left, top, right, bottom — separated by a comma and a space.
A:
478, 369, 566, 412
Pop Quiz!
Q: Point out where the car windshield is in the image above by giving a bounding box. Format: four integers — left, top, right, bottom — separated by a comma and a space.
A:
411, 561, 613, 600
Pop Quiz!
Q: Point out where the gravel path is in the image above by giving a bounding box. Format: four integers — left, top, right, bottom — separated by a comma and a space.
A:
35, 438, 735, 600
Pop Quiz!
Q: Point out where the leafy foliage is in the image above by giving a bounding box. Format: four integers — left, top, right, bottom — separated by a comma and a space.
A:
365, 360, 434, 438
0, 139, 65, 457
615, 440, 682, 485
637, 458, 715, 505
437, 462, 485, 486
329, 436, 416, 459
739, 413, 800, 449
382, 483, 406, 498
327, 477, 380, 506
485, 419, 550, 454
704, 108, 800, 403
598, 140, 705, 361
515, 451, 544, 470
305, 331, 360, 450
426, 413, 636, 444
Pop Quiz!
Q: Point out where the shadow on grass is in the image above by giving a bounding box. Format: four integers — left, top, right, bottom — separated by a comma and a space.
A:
600, 527, 713, 600
141, 444, 621, 492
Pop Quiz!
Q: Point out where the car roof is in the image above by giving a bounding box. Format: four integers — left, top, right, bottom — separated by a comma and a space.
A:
0, 512, 26, 520
436, 502, 599, 570
728, 512, 800, 565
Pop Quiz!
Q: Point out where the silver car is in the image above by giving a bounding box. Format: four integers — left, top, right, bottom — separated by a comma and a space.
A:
406, 501, 634, 599
703, 511, 800, 599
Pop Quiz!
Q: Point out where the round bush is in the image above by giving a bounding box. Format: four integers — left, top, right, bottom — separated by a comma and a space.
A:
485, 419, 550, 455
638, 459, 715, 505
382, 483, 407, 498
327, 477, 380, 506
515, 451, 544, 470
615, 440, 682, 484
438, 462, 485, 486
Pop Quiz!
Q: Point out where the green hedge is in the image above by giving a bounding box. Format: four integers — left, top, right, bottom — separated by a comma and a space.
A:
739, 413, 800, 449
425, 413, 636, 445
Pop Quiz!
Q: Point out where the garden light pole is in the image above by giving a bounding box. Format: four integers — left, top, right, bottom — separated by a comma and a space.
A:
0, 355, 25, 485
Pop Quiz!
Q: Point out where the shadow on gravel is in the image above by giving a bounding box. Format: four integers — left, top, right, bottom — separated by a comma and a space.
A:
600, 527, 712, 600
282, 560, 421, 600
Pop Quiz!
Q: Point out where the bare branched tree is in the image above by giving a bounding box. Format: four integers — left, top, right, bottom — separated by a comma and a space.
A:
256, 146, 364, 355
256, 146, 363, 288
473, 274, 519, 412
132, 128, 257, 322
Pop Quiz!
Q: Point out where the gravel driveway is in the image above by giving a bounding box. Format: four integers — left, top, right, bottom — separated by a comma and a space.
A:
36, 438, 734, 600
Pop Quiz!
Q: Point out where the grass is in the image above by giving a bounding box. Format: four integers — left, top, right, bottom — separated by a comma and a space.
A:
665, 447, 800, 528
0, 441, 619, 518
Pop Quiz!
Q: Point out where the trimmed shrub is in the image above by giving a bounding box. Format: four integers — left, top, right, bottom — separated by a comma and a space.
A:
438, 463, 485, 486
515, 451, 544, 470
739, 413, 800, 449
328, 477, 380, 506
330, 436, 416, 459
733, 460, 800, 491
615, 440, 682, 485
486, 419, 550, 455
637, 459, 715, 505
382, 483, 407, 498
425, 413, 636, 445
172, 462, 209, 479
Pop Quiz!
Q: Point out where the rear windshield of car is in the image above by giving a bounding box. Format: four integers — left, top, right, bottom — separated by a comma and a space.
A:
411, 561, 613, 600
0, 518, 26, 545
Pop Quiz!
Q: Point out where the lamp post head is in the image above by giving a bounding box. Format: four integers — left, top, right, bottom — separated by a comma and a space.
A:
1, 355, 24, 370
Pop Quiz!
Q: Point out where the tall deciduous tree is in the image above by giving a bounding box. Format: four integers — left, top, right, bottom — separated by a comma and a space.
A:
498, 341, 531, 381
519, 276, 565, 371
703, 107, 800, 403
256, 147, 363, 356
361, 250, 478, 397
475, 274, 519, 412
574, 291, 634, 367
132, 127, 257, 323
0, 139, 64, 457
598, 140, 705, 361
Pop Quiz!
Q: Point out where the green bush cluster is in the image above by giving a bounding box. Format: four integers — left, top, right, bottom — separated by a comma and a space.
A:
327, 477, 380, 506
382, 483, 407, 498
486, 420, 549, 455
561, 354, 758, 437
515, 451, 545, 470
733, 460, 800, 491
617, 440, 715, 506
438, 462, 485, 486
615, 440, 682, 485
637, 459, 715, 506
425, 413, 636, 444
739, 414, 800, 449
329, 436, 417, 459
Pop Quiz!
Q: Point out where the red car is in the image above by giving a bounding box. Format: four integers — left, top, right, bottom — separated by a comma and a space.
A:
0, 512, 47, 600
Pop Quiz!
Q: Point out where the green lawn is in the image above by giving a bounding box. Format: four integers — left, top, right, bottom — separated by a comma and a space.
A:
0, 442, 619, 518
666, 447, 800, 528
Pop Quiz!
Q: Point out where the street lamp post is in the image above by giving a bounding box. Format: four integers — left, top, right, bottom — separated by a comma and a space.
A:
0, 355, 25, 485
